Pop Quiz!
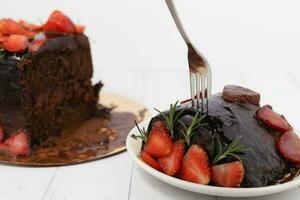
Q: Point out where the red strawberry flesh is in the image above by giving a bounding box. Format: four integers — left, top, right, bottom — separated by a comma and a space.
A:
256, 105, 292, 133
5, 129, 30, 156
0, 18, 35, 38
3, 34, 29, 52
158, 141, 185, 176
179, 145, 211, 184
144, 120, 173, 158
140, 151, 162, 171
277, 130, 300, 164
43, 10, 76, 34
211, 161, 245, 187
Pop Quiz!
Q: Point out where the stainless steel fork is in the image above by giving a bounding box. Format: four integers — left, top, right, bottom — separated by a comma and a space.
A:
165, 0, 212, 112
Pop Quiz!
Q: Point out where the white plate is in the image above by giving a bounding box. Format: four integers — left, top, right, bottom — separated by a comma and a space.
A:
126, 119, 300, 197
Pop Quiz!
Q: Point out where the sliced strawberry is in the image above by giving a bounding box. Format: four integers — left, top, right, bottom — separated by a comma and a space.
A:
140, 151, 162, 171
28, 39, 47, 52
144, 120, 173, 158
211, 161, 244, 187
3, 34, 29, 52
43, 10, 76, 33
0, 124, 4, 142
19, 20, 42, 32
0, 143, 8, 150
256, 105, 292, 133
0, 33, 7, 42
75, 24, 85, 34
0, 18, 34, 38
5, 129, 30, 156
222, 85, 260, 105
179, 145, 211, 184
277, 130, 300, 164
158, 141, 185, 176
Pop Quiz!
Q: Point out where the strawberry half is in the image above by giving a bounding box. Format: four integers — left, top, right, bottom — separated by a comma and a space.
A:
144, 120, 173, 158
211, 161, 244, 187
179, 145, 211, 184
43, 10, 76, 34
158, 141, 185, 176
140, 151, 162, 171
256, 105, 292, 133
3, 34, 29, 52
277, 130, 300, 164
5, 129, 30, 156
0, 19, 34, 38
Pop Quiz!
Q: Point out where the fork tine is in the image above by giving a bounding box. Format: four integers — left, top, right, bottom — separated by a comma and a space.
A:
200, 75, 206, 112
189, 72, 196, 107
196, 74, 201, 108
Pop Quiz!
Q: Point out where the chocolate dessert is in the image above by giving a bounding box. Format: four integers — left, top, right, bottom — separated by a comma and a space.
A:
136, 85, 300, 188
0, 11, 108, 151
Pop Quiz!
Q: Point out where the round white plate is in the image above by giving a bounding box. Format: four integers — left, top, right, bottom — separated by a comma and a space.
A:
126, 119, 300, 197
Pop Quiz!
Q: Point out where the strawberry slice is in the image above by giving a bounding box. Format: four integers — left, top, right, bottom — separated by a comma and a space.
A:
28, 39, 47, 52
277, 130, 300, 164
75, 24, 85, 34
211, 161, 244, 187
144, 120, 173, 158
43, 10, 76, 34
5, 129, 30, 156
0, 19, 34, 38
158, 141, 185, 176
3, 34, 29, 52
140, 151, 162, 171
179, 145, 211, 184
256, 105, 292, 133
19, 20, 42, 32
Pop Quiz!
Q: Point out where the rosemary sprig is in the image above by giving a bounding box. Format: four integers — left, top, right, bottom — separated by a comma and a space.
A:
133, 120, 147, 143
212, 136, 250, 165
179, 112, 206, 146
154, 101, 185, 138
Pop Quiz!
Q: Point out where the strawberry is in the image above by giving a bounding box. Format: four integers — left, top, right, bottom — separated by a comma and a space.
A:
140, 151, 162, 171
277, 130, 300, 164
3, 34, 29, 52
19, 20, 42, 32
256, 105, 292, 133
75, 24, 85, 34
28, 39, 47, 52
43, 10, 76, 34
211, 161, 244, 187
5, 129, 30, 156
158, 141, 185, 176
0, 124, 4, 142
179, 145, 211, 184
0, 18, 34, 38
144, 120, 173, 158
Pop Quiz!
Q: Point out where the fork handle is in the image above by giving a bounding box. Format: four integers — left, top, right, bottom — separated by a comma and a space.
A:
165, 0, 191, 44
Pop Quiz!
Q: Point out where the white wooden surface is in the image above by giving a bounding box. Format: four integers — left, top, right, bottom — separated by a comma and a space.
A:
1, 0, 300, 199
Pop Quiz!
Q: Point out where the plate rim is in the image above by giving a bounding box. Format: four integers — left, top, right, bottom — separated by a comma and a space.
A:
126, 119, 300, 197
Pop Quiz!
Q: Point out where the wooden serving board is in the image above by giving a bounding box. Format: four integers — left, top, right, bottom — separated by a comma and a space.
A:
0, 92, 151, 167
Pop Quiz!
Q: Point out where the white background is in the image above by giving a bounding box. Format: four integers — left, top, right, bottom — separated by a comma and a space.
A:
1, 0, 300, 200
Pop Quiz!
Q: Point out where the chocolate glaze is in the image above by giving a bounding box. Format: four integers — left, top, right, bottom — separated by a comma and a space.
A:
149, 94, 294, 187
0, 34, 104, 147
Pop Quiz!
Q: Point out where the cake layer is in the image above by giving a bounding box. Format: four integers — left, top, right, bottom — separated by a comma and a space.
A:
0, 34, 102, 147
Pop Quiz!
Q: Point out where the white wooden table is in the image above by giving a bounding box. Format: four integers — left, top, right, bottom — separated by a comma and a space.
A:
1, 0, 300, 199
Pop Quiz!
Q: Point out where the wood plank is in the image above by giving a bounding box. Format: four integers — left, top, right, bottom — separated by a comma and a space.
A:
0, 166, 56, 200
43, 153, 132, 200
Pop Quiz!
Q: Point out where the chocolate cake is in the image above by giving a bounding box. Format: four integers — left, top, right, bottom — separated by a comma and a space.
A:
143, 85, 299, 187
0, 11, 107, 148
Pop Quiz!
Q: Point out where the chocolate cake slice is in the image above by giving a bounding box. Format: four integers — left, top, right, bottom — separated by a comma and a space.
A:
0, 11, 107, 148
0, 34, 104, 147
